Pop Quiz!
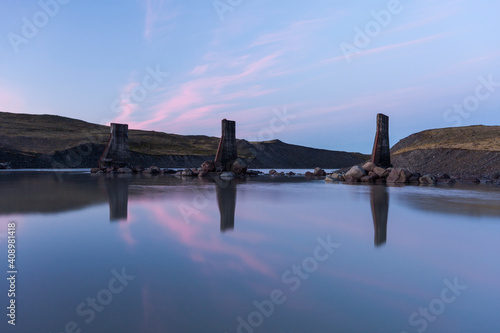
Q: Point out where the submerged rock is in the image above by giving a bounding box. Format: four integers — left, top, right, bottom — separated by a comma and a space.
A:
436, 178, 456, 185
231, 158, 247, 175
220, 172, 235, 179
143, 166, 161, 174
201, 160, 216, 172
456, 176, 480, 184
419, 174, 436, 185
314, 167, 327, 177
360, 175, 376, 183
117, 167, 132, 174
198, 170, 210, 178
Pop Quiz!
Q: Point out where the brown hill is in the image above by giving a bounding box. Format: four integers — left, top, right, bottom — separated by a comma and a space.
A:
0, 111, 367, 169
391, 125, 500, 176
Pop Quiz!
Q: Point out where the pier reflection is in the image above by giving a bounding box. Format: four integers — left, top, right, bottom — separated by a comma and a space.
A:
104, 177, 130, 222
370, 185, 389, 246
216, 179, 237, 232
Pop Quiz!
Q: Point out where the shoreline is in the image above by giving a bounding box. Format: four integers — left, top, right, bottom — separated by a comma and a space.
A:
1, 166, 499, 187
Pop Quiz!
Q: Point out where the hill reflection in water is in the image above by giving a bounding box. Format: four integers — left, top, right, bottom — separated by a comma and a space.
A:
1, 171, 499, 332
1, 170, 498, 241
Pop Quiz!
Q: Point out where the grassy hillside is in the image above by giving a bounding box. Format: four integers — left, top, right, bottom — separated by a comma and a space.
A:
391, 125, 500, 175
391, 125, 500, 154
0, 111, 228, 156
0, 111, 367, 168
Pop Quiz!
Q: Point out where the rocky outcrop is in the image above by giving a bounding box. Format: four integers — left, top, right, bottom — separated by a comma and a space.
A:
327, 165, 500, 186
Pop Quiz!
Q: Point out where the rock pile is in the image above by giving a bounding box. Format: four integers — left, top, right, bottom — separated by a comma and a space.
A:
91, 158, 250, 179
326, 162, 500, 186
0, 162, 11, 169
91, 165, 177, 175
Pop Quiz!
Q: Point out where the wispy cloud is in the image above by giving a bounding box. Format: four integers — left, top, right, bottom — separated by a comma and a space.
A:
109, 81, 140, 125
459, 51, 500, 66
113, 51, 282, 131
388, 9, 459, 34
327, 32, 450, 63
250, 17, 335, 48
143, 0, 178, 42
191, 65, 209, 76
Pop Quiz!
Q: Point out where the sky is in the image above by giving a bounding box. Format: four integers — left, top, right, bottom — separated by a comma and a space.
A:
0, 0, 499, 153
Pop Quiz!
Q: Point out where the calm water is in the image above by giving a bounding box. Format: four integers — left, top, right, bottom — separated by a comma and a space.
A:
0, 171, 499, 333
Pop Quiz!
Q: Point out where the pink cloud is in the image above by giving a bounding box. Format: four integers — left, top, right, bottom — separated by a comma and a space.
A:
136, 200, 276, 278
118, 51, 282, 131
108, 82, 140, 125
191, 65, 209, 76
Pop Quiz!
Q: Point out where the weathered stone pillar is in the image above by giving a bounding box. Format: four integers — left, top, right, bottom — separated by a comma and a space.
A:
214, 119, 237, 171
370, 185, 388, 246
99, 123, 130, 167
371, 114, 391, 168
108, 123, 130, 161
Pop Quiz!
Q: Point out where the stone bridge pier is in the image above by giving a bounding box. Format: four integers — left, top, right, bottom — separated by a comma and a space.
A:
99, 123, 131, 168
371, 113, 392, 168
214, 119, 238, 171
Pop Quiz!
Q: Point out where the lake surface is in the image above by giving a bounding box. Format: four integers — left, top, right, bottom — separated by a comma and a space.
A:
1, 171, 499, 333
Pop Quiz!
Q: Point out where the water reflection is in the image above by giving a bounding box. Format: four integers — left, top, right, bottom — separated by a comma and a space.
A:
370, 185, 389, 246
2, 172, 499, 332
104, 177, 130, 222
1, 171, 499, 231
216, 180, 237, 232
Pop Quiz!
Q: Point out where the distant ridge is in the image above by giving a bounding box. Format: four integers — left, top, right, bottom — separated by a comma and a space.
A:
391, 125, 500, 176
0, 111, 368, 169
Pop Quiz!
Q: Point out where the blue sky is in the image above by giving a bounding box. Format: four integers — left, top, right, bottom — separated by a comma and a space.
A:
1, 0, 499, 153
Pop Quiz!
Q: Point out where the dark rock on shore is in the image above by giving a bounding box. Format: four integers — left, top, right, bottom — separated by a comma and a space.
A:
326, 165, 499, 187
314, 167, 327, 177
231, 158, 247, 175
386, 168, 412, 184
201, 160, 216, 172
345, 166, 366, 180
0, 162, 11, 169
